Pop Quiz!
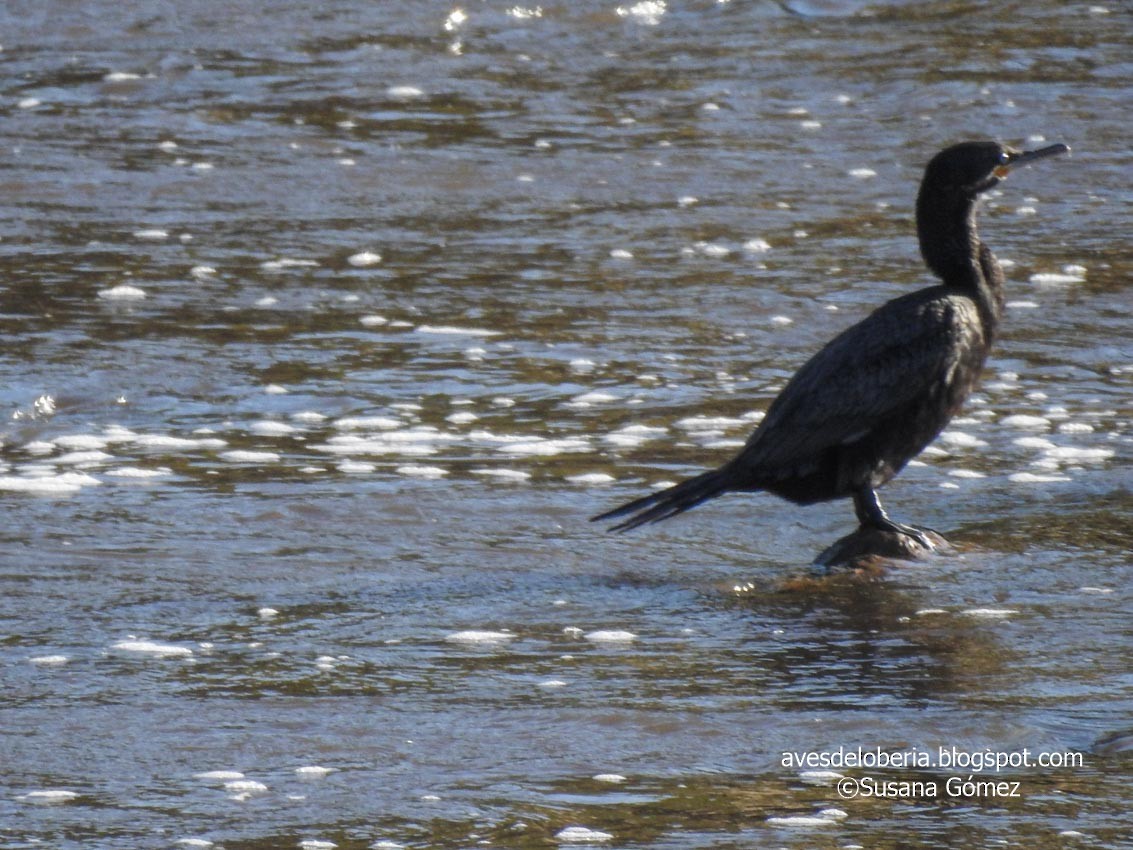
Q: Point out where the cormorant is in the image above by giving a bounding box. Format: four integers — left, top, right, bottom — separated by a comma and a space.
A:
593, 140, 1069, 559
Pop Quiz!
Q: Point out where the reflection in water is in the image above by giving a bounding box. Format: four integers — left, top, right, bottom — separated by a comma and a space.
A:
0, 0, 1130, 848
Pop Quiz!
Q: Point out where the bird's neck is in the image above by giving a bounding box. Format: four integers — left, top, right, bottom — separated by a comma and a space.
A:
916, 190, 1005, 328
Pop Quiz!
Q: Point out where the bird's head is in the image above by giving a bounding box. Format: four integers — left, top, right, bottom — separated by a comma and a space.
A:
924, 140, 1070, 198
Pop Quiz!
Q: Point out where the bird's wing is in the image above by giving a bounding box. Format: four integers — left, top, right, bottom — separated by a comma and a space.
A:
734, 291, 985, 474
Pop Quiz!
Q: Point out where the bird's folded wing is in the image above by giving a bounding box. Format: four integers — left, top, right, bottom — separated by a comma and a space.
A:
734, 293, 984, 472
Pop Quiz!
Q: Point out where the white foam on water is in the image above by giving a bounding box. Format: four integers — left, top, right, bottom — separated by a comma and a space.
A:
1042, 446, 1114, 463
370, 842, 405, 850
54, 434, 109, 451
498, 438, 589, 456
97, 284, 147, 301
569, 390, 619, 407
1009, 472, 1071, 484
616, 0, 667, 24
1030, 272, 1084, 285
112, 640, 193, 657
915, 608, 949, 616
937, 431, 988, 449
225, 779, 268, 797
293, 411, 328, 424
194, 770, 245, 781
675, 415, 747, 431
258, 607, 280, 619
387, 85, 425, 99
446, 630, 514, 645
962, 608, 1019, 618
100, 425, 139, 442
695, 241, 731, 258
105, 466, 173, 479
131, 434, 227, 450
799, 770, 843, 785
360, 314, 389, 327
249, 420, 298, 436
29, 654, 69, 665
19, 789, 78, 804
584, 630, 637, 643
446, 411, 478, 425
701, 438, 747, 450
260, 258, 318, 272
335, 416, 402, 430
220, 450, 282, 463
1006, 299, 1039, 309
347, 251, 382, 267
396, 464, 447, 478
175, 840, 215, 847
555, 826, 614, 843
133, 228, 168, 240
189, 264, 216, 279
299, 841, 337, 850
540, 679, 569, 689
948, 469, 986, 479
592, 773, 626, 783
469, 468, 531, 481
566, 473, 615, 485
315, 432, 440, 457
54, 449, 114, 467
338, 461, 376, 474
1000, 414, 1051, 430
1079, 586, 1114, 595
609, 248, 634, 260
603, 424, 667, 448
295, 765, 335, 779
1014, 436, 1056, 449
0, 472, 101, 494
415, 324, 502, 336
1032, 264, 1087, 285
767, 808, 847, 827
1057, 421, 1094, 434
848, 168, 876, 179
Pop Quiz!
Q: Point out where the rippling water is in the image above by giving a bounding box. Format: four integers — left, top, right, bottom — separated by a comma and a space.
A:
2, 1, 1131, 848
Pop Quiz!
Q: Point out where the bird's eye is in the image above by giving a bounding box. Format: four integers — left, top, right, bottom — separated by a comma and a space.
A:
998, 151, 1011, 165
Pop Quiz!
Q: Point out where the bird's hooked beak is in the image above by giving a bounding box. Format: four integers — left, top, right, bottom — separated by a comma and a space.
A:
994, 143, 1071, 179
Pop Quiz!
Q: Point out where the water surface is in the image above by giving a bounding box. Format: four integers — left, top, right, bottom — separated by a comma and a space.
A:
1, 1, 1131, 848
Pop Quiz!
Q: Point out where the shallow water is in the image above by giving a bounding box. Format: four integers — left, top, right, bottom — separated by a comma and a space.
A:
1, 1, 1131, 848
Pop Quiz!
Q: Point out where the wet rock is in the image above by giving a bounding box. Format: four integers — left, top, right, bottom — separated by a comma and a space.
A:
813, 525, 953, 570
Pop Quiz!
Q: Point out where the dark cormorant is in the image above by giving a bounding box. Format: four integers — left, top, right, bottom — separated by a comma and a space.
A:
593, 140, 1069, 559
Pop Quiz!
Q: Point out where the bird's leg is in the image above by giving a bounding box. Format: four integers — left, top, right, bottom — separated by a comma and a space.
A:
853, 488, 936, 551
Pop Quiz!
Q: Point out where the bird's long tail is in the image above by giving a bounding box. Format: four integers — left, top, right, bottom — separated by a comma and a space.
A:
591, 467, 734, 532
